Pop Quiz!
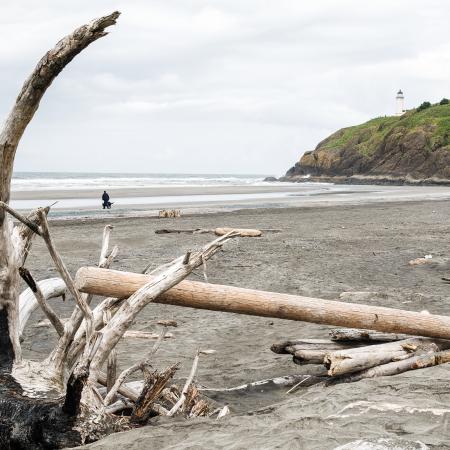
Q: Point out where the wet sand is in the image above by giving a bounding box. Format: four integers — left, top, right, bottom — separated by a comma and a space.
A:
20, 199, 450, 449
11, 183, 450, 219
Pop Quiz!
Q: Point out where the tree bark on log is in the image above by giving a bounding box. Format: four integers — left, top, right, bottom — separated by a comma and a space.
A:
76, 267, 450, 340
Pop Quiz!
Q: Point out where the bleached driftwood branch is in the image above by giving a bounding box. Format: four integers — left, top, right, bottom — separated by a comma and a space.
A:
18, 277, 66, 336
0, 10, 124, 447
19, 268, 65, 336
168, 350, 201, 417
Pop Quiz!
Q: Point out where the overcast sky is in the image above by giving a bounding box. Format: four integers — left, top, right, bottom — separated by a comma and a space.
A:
1, 1, 449, 175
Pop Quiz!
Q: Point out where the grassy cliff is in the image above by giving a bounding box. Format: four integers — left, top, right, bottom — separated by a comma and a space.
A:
284, 101, 450, 183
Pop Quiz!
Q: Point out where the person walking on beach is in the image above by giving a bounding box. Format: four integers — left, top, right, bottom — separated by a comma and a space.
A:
102, 190, 111, 209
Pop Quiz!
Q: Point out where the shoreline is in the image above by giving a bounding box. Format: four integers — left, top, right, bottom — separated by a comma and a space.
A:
10, 183, 450, 221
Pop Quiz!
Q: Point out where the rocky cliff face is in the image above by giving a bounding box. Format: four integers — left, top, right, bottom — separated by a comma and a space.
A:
283, 103, 450, 184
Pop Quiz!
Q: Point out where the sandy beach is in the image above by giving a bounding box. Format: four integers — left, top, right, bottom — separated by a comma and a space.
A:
17, 191, 450, 449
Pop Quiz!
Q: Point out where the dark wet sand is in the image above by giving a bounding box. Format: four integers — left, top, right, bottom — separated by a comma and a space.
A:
20, 200, 450, 449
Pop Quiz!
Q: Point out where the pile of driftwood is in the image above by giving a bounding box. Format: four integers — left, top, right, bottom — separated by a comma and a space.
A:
272, 329, 450, 387
158, 209, 181, 218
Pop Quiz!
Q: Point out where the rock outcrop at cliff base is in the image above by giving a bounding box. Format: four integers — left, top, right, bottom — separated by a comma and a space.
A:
283, 102, 450, 185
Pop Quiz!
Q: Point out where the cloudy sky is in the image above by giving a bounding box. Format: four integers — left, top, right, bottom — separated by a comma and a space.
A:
1, 1, 449, 175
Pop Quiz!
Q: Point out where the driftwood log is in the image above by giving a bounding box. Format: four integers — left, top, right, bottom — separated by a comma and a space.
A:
155, 227, 282, 236
329, 328, 414, 342
76, 267, 450, 340
270, 339, 361, 364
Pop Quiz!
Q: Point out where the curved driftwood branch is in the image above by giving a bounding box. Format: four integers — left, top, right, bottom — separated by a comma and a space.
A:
0, 11, 121, 447
0, 11, 120, 372
19, 268, 65, 336
18, 277, 66, 336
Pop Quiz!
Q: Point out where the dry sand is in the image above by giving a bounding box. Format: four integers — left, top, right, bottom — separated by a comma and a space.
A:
20, 200, 450, 449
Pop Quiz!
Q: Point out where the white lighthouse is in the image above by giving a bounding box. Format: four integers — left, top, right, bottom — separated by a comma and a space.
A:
395, 89, 405, 116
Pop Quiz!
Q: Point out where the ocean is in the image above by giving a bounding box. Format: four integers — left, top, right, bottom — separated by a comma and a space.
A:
11, 172, 272, 191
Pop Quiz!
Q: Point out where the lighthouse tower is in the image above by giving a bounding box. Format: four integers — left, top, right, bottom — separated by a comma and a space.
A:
395, 89, 405, 116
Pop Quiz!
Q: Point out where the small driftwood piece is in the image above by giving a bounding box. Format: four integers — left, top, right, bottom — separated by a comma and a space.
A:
329, 328, 414, 342
216, 405, 230, 419
214, 227, 261, 237
167, 350, 201, 417
155, 228, 207, 234
123, 330, 173, 340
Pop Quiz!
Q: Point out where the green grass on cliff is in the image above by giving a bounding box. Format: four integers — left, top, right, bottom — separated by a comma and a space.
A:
321, 103, 450, 156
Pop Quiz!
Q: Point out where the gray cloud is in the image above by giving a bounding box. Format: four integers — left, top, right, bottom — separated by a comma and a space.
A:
1, 0, 449, 175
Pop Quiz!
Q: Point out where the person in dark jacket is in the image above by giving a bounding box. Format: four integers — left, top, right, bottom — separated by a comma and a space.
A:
102, 191, 111, 209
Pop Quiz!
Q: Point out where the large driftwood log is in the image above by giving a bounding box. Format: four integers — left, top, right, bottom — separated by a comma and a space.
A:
76, 267, 450, 340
